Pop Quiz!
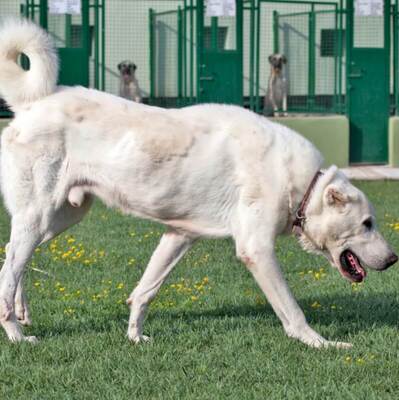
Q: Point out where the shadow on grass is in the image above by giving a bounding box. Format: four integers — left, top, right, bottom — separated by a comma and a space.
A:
32, 291, 399, 340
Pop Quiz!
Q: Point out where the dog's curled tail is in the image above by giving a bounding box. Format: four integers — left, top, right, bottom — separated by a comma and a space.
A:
0, 18, 58, 110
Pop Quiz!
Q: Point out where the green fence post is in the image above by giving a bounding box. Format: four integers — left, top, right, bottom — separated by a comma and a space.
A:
249, 0, 255, 110
183, 0, 187, 103
149, 8, 155, 104
39, 0, 48, 28
101, 0, 106, 91
178, 6, 183, 106
395, 0, 399, 114
189, 0, 194, 103
255, 0, 261, 113
308, 6, 315, 111
338, 0, 343, 113
273, 10, 279, 54
94, 0, 100, 89
196, 0, 204, 102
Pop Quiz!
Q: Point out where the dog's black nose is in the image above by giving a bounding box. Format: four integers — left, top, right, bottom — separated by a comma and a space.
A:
384, 253, 398, 270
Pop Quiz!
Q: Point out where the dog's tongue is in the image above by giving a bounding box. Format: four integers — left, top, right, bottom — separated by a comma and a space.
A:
340, 250, 367, 283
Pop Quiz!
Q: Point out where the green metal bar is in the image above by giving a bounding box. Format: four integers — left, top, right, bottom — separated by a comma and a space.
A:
101, 0, 105, 91
237, 0, 243, 106
333, 4, 337, 112
94, 0, 100, 89
249, 0, 255, 110
395, 0, 399, 114
384, 0, 391, 114
177, 6, 183, 105
346, 0, 353, 117
82, 0, 90, 87
196, 0, 204, 102
39, 0, 48, 28
280, 9, 335, 19
189, 0, 194, 102
183, 0, 187, 101
255, 0, 261, 113
149, 8, 155, 103
259, 0, 337, 5
308, 5, 315, 111
211, 17, 218, 50
65, 14, 72, 48
155, 9, 182, 17
338, 0, 343, 113
273, 10, 279, 53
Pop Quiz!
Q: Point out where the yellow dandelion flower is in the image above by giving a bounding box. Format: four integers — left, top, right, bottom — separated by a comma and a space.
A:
311, 301, 321, 309
191, 296, 198, 301
117, 283, 124, 289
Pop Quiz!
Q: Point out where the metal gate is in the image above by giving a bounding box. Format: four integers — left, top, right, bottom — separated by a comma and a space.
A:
23, 0, 104, 90
149, 0, 243, 107
347, 0, 390, 163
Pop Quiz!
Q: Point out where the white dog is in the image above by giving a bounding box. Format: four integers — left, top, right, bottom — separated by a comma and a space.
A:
0, 20, 397, 346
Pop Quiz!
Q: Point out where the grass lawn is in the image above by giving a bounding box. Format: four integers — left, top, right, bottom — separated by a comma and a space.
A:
0, 181, 399, 399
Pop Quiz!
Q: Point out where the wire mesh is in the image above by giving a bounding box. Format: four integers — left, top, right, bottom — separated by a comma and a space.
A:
0, 0, 22, 115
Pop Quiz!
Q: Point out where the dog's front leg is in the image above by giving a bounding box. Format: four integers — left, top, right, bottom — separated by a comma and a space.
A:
14, 278, 31, 326
127, 230, 194, 343
282, 91, 288, 117
237, 238, 351, 349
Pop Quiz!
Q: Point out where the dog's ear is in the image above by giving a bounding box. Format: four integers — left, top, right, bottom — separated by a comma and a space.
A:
324, 185, 349, 207
282, 55, 287, 64
133, 63, 137, 71
268, 55, 274, 64
117, 62, 122, 71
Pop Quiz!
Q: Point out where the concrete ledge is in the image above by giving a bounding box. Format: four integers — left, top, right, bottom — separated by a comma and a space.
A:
389, 117, 399, 167
272, 115, 349, 168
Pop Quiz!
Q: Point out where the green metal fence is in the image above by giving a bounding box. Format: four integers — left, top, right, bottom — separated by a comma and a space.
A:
246, 0, 345, 114
2, 1, 399, 118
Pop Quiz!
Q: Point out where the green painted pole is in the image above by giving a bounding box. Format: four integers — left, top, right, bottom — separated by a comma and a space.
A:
338, 0, 343, 113
197, 0, 204, 102
101, 0, 105, 91
255, 0, 261, 113
211, 17, 218, 50
395, 0, 399, 114
273, 10, 279, 53
237, 0, 243, 105
183, 0, 187, 102
346, 0, 353, 117
249, 0, 255, 110
308, 5, 315, 111
190, 0, 194, 102
39, 0, 48, 28
178, 6, 183, 106
149, 8, 155, 103
333, 5, 337, 112
94, 0, 100, 89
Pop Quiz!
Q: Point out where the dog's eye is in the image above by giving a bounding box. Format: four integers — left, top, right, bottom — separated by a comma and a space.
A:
362, 218, 373, 230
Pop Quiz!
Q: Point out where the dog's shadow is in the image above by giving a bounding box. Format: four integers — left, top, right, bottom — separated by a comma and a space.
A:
31, 291, 399, 341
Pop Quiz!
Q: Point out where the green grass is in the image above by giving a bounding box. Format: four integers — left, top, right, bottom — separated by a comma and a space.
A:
0, 181, 399, 399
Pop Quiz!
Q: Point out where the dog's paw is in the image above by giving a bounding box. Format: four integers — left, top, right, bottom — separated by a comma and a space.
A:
128, 334, 151, 344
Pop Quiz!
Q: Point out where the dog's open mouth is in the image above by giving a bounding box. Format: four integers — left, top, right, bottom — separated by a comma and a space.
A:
339, 250, 367, 283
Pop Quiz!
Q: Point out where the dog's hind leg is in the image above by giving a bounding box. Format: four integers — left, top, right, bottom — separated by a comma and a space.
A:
0, 213, 43, 342
127, 230, 194, 343
11, 196, 92, 330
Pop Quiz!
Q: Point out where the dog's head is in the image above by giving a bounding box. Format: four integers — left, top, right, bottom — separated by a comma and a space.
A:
117, 60, 137, 82
298, 166, 398, 283
268, 53, 287, 72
